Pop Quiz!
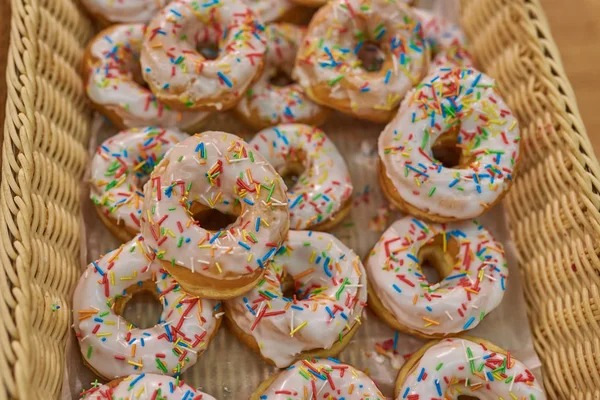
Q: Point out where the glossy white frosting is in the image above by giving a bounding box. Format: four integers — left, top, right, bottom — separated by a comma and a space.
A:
397, 338, 546, 400
366, 216, 507, 336
81, 0, 168, 24
235, 24, 327, 127
85, 24, 210, 129
248, 0, 297, 23
378, 67, 520, 219
73, 235, 220, 379
250, 124, 353, 230
91, 126, 188, 232
225, 230, 367, 368
140, 131, 289, 279
141, 0, 267, 110
259, 359, 385, 399
79, 373, 216, 399
412, 8, 474, 69
293, 0, 428, 120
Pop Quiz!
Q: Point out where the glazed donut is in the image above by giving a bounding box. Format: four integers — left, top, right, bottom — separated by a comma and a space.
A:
91, 126, 188, 242
234, 24, 330, 130
413, 9, 474, 69
378, 67, 520, 222
80, 0, 168, 25
365, 216, 507, 338
224, 230, 366, 368
73, 235, 221, 380
83, 24, 211, 131
140, 131, 290, 299
251, 358, 384, 399
293, 0, 429, 122
141, 0, 267, 112
247, 0, 307, 23
79, 374, 216, 399
249, 124, 352, 230
395, 337, 546, 400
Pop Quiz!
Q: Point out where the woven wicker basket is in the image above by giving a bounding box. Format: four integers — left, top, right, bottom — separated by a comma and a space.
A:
1, 0, 599, 399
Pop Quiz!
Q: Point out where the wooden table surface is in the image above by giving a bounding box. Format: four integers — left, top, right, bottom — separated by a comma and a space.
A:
543, 0, 600, 157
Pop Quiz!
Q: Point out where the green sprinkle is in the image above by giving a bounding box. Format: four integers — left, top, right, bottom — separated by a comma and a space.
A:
436, 362, 443, 371
87, 345, 93, 359
328, 75, 344, 86
428, 187, 436, 197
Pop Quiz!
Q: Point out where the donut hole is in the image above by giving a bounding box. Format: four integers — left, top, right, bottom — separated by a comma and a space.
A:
268, 68, 295, 87
356, 41, 385, 72
191, 203, 239, 232
115, 282, 162, 329
196, 42, 220, 60
278, 148, 307, 189
431, 124, 476, 168
417, 233, 460, 285
280, 269, 315, 300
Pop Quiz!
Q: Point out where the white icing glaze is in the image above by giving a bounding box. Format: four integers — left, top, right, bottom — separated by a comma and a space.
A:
259, 359, 385, 399
225, 230, 367, 368
412, 8, 474, 69
250, 124, 353, 230
91, 126, 189, 233
73, 235, 220, 379
366, 216, 507, 336
85, 24, 210, 129
141, 0, 267, 110
293, 0, 428, 120
248, 0, 297, 23
397, 338, 546, 400
235, 24, 328, 128
79, 373, 217, 399
81, 0, 168, 24
140, 131, 289, 279
378, 67, 520, 219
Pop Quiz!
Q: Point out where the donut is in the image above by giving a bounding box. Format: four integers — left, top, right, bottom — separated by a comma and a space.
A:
73, 235, 221, 380
249, 124, 352, 230
293, 0, 429, 122
234, 24, 330, 130
247, 0, 308, 24
140, 131, 290, 299
80, 0, 168, 26
365, 216, 507, 338
290, 0, 328, 8
412, 9, 474, 69
91, 127, 188, 242
251, 358, 385, 399
224, 230, 367, 368
141, 0, 267, 112
83, 24, 211, 131
378, 67, 520, 222
79, 374, 216, 399
395, 337, 546, 400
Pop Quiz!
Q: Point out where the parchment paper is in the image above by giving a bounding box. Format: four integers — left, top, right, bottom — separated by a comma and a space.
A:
63, 1, 543, 398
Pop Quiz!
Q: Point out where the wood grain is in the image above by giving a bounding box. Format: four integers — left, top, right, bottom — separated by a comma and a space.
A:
542, 0, 600, 157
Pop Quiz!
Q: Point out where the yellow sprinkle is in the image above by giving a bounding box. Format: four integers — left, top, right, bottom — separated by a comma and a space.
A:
289, 321, 308, 336
96, 332, 112, 337
127, 360, 143, 368
422, 317, 440, 325
215, 262, 222, 273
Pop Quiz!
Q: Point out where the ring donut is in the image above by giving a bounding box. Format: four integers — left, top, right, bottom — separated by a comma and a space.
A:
366, 216, 507, 338
293, 0, 429, 122
235, 24, 330, 130
79, 374, 216, 399
140, 131, 290, 299
73, 235, 221, 380
225, 230, 366, 368
378, 67, 520, 222
80, 0, 168, 26
251, 358, 385, 399
83, 24, 211, 131
395, 337, 546, 400
249, 124, 352, 231
413, 8, 474, 69
91, 126, 188, 242
247, 0, 309, 24
141, 0, 267, 112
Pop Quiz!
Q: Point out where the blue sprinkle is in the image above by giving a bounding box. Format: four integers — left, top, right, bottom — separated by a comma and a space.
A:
217, 71, 232, 87
392, 284, 402, 293
463, 316, 475, 329
129, 373, 145, 387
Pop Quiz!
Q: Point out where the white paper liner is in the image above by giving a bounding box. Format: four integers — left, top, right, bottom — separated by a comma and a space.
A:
63, 1, 543, 398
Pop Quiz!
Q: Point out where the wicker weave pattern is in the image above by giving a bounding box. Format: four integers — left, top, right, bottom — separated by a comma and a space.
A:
461, 0, 600, 399
1, 0, 599, 398
0, 0, 93, 398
